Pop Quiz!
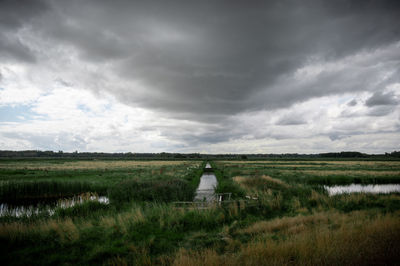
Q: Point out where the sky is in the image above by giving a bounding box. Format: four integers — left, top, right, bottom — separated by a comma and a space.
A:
0, 0, 399, 154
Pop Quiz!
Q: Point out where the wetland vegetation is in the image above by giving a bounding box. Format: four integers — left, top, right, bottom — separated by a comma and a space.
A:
0, 157, 399, 265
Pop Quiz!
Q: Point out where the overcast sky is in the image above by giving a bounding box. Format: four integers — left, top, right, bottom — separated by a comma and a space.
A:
0, 0, 399, 153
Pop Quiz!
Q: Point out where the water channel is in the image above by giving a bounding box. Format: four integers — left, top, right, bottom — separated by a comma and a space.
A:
193, 163, 218, 202
324, 184, 400, 196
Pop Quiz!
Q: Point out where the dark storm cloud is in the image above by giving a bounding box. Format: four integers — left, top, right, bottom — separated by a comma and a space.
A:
0, 0, 48, 28
347, 99, 358, 107
156, 120, 243, 145
367, 106, 396, 116
0, 0, 50, 62
276, 115, 307, 126
5, 0, 397, 120
1, 0, 400, 147
366, 91, 399, 107
0, 36, 37, 62
107, 0, 400, 117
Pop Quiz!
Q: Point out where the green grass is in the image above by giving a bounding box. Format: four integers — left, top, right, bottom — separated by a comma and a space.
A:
212, 162, 245, 199
0, 159, 399, 265
215, 160, 400, 185
0, 160, 203, 203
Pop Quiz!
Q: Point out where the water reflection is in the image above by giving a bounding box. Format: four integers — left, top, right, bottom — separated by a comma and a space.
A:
325, 184, 400, 196
194, 173, 217, 202
0, 195, 109, 217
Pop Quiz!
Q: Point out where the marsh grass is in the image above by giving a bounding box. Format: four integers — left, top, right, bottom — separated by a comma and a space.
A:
108, 178, 193, 204
235, 175, 290, 190
0, 160, 200, 170
1, 159, 399, 265
220, 160, 400, 166
0, 160, 202, 204
213, 163, 245, 198
216, 159, 400, 186
172, 211, 400, 266
1, 192, 399, 265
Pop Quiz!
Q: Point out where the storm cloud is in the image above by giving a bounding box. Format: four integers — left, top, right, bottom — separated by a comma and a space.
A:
0, 0, 400, 152
366, 91, 399, 107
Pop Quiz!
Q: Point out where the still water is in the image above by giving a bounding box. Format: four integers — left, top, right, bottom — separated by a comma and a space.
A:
194, 172, 218, 202
324, 184, 400, 196
0, 196, 109, 217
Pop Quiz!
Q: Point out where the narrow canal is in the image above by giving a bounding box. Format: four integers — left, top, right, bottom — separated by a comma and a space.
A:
193, 162, 218, 202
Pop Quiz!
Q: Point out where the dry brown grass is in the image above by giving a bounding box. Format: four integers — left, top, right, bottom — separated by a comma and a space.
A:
234, 175, 289, 187
0, 206, 149, 244
0, 217, 83, 243
239, 212, 330, 235
260, 175, 288, 186
0, 160, 200, 170
172, 211, 400, 266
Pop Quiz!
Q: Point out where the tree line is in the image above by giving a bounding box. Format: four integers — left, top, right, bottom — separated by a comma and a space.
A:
0, 150, 399, 159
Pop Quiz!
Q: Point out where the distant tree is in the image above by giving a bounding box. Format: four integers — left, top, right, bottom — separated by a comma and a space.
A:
389, 151, 400, 158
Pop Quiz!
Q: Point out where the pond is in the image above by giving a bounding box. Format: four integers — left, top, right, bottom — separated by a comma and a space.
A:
324, 184, 400, 196
0, 195, 109, 217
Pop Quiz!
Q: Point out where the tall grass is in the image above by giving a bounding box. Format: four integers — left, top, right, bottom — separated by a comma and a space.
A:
0, 180, 107, 203
212, 162, 245, 198
1, 159, 399, 265
172, 211, 400, 266
0, 160, 203, 204
108, 179, 193, 204
108, 161, 204, 204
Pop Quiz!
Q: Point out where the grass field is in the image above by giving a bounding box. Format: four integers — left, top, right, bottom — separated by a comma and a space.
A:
216, 160, 400, 185
0, 158, 399, 265
0, 160, 201, 203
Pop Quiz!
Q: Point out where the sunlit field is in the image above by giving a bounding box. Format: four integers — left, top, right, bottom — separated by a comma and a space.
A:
1, 158, 399, 265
